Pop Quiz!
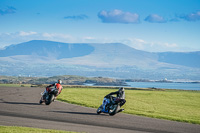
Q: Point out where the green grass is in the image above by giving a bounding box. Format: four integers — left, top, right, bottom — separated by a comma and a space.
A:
57, 87, 200, 124
0, 126, 78, 133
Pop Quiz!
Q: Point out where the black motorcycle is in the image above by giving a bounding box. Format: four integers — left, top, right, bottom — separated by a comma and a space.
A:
39, 87, 58, 105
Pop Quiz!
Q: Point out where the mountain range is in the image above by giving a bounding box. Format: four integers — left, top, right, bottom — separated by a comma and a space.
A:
0, 40, 199, 80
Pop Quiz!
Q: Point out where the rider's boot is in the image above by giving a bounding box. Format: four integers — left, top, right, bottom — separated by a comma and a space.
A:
53, 96, 57, 101
118, 108, 124, 112
39, 99, 43, 104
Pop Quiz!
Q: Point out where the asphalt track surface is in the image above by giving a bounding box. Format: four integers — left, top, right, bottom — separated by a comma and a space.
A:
0, 86, 200, 133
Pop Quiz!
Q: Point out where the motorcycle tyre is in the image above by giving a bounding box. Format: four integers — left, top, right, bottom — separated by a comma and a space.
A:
45, 94, 54, 105
97, 105, 102, 114
109, 104, 119, 116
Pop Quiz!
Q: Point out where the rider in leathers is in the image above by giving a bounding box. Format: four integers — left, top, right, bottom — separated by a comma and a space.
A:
104, 87, 126, 112
40, 79, 63, 103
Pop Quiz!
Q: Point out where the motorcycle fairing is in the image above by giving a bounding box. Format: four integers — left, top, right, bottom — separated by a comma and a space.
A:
101, 98, 110, 113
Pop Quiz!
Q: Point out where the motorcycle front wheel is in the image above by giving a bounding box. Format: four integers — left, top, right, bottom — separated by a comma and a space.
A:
97, 105, 102, 114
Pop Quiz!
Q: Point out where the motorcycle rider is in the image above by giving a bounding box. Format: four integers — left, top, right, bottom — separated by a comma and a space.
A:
104, 87, 126, 112
40, 79, 63, 103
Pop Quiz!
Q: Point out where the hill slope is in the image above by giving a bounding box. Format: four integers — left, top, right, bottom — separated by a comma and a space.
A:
0, 40, 94, 59
158, 52, 200, 68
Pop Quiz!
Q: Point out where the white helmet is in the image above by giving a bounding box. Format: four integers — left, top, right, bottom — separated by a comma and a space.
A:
118, 87, 125, 99
58, 79, 62, 84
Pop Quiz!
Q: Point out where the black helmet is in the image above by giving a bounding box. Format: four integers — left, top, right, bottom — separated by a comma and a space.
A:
119, 87, 125, 92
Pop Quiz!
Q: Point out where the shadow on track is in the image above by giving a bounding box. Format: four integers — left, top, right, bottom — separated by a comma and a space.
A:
1, 100, 39, 105
52, 110, 107, 116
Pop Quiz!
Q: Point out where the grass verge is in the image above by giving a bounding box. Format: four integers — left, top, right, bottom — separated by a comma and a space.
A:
57, 87, 200, 124
0, 126, 78, 133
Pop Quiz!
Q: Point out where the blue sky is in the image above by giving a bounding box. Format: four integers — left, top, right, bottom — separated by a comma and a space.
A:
0, 0, 200, 52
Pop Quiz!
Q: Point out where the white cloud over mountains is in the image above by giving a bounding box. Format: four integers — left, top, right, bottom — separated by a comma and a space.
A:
120, 38, 188, 52
19, 31, 37, 36
0, 31, 196, 52
0, 31, 73, 48
0, 31, 100, 49
98, 9, 140, 24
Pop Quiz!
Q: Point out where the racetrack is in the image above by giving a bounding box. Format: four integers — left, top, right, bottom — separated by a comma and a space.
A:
0, 86, 200, 133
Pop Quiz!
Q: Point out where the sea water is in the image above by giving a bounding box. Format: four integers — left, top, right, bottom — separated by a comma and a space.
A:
126, 82, 200, 90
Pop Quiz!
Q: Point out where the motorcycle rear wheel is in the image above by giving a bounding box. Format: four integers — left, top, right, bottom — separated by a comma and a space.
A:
45, 95, 54, 105
109, 104, 119, 116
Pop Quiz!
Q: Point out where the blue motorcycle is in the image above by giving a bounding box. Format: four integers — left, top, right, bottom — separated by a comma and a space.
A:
97, 96, 123, 116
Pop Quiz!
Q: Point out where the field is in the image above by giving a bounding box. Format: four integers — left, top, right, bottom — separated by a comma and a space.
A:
0, 126, 77, 133
57, 87, 200, 124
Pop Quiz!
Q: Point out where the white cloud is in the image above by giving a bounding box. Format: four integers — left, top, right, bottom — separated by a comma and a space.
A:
144, 14, 166, 23
0, 31, 102, 49
180, 11, 200, 21
163, 43, 177, 48
0, 31, 74, 48
120, 38, 181, 52
0, 6, 17, 15
42, 33, 72, 39
19, 31, 37, 36
83, 36, 95, 40
134, 38, 146, 44
64, 14, 88, 20
98, 9, 140, 24
0, 31, 196, 52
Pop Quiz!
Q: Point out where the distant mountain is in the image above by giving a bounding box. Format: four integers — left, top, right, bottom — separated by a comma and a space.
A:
158, 52, 200, 68
0, 40, 199, 80
0, 40, 94, 59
